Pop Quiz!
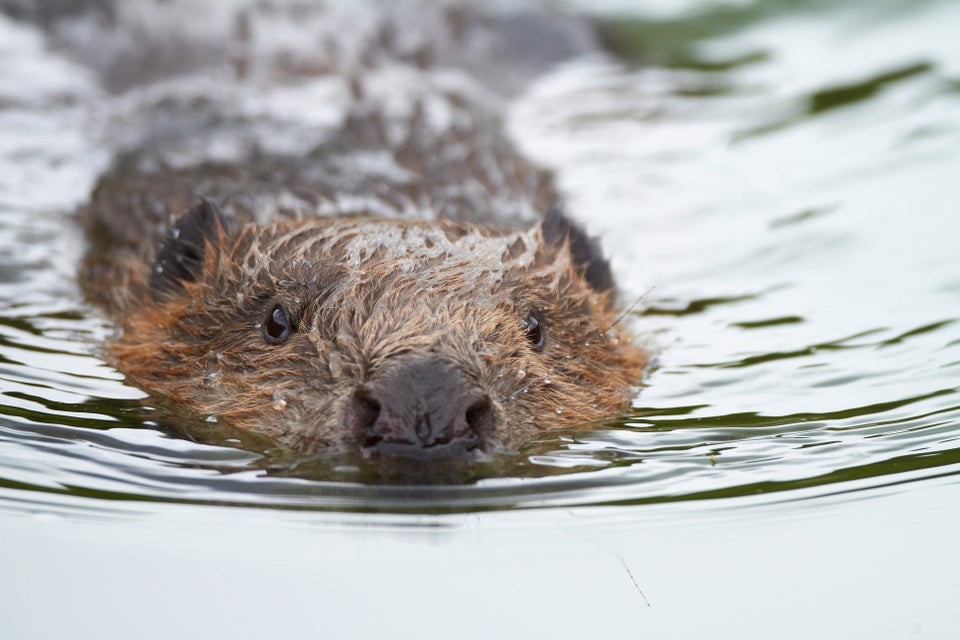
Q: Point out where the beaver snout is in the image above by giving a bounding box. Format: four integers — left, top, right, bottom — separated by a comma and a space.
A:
349, 358, 495, 459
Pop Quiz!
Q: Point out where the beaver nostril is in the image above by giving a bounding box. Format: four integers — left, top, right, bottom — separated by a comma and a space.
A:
464, 396, 494, 444
350, 389, 382, 447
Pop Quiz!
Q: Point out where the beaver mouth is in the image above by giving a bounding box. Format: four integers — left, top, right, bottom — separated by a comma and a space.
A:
367, 439, 481, 461
345, 357, 496, 461
354, 395, 494, 458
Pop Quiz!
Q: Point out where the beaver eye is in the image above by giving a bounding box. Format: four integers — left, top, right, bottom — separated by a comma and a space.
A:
263, 303, 294, 345
522, 311, 546, 351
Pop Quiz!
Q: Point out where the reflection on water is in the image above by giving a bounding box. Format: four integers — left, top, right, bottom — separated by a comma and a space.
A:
1, 0, 959, 516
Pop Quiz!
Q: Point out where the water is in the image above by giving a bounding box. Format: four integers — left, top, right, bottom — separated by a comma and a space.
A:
1, 1, 959, 637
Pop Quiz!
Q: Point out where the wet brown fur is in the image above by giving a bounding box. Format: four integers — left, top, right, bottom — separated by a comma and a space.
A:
107, 214, 645, 454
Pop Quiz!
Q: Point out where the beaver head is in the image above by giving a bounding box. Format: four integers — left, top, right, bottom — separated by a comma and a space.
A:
110, 200, 645, 461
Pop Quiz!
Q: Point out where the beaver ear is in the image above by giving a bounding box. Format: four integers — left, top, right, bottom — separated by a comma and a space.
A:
541, 204, 615, 293
149, 198, 226, 294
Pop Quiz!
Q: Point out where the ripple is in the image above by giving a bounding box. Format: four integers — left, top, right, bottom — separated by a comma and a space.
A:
1, 0, 959, 519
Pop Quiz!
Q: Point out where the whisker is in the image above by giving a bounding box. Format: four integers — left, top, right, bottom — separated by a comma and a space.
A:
601, 286, 653, 335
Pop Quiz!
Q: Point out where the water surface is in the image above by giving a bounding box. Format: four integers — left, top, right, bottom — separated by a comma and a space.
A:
1, 0, 959, 637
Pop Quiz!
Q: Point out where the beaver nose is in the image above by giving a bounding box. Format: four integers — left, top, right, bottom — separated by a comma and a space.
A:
348, 358, 494, 458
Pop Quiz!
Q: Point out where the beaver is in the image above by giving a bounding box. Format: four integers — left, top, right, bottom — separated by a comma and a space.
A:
87, 196, 644, 461
11, 0, 647, 466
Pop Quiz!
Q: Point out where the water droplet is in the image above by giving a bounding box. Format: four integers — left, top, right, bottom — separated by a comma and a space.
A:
334, 465, 360, 474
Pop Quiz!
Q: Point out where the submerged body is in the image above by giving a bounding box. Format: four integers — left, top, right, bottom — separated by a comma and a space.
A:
6, 0, 646, 464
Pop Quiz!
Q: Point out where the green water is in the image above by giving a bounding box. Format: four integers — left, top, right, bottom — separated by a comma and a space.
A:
1, 0, 959, 637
